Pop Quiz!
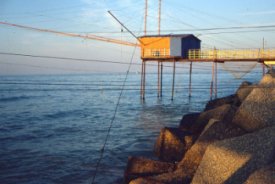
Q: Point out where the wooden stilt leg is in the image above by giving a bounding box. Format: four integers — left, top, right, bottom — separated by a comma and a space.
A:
262, 63, 266, 76
140, 61, 144, 99
215, 62, 218, 98
157, 61, 160, 98
171, 60, 176, 101
189, 61, 193, 97
143, 61, 146, 100
160, 62, 163, 98
210, 62, 214, 100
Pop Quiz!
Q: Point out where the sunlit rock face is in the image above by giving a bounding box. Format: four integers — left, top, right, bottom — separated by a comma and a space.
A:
232, 73, 275, 132
154, 127, 194, 162
191, 126, 275, 184
235, 81, 255, 105
124, 156, 175, 182
259, 73, 275, 87
175, 118, 245, 182
190, 104, 235, 135
232, 88, 275, 132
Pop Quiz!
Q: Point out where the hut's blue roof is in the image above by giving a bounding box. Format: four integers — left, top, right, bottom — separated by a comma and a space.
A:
139, 34, 200, 41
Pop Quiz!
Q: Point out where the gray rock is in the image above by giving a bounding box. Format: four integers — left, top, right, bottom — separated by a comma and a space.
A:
190, 104, 235, 135
129, 178, 164, 184
124, 157, 175, 183
204, 94, 237, 111
154, 127, 194, 162
235, 81, 255, 105
244, 162, 275, 184
191, 126, 275, 184
130, 170, 188, 184
267, 68, 275, 75
259, 73, 275, 87
179, 113, 200, 131
232, 87, 275, 132
142, 117, 244, 184
176, 117, 244, 182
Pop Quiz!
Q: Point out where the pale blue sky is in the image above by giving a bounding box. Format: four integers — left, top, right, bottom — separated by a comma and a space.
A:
0, 0, 275, 74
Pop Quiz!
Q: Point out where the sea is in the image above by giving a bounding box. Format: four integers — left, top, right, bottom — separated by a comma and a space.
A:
0, 65, 263, 184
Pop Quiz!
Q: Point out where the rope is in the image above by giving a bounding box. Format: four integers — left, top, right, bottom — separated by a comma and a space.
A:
90, 44, 137, 184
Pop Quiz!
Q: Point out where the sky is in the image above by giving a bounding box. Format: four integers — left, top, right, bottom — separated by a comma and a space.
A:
0, 0, 275, 75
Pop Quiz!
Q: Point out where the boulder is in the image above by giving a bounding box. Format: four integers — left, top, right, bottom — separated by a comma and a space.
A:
130, 178, 164, 184
131, 169, 188, 184
191, 126, 275, 184
124, 157, 175, 182
140, 118, 245, 184
154, 127, 194, 162
244, 162, 275, 184
232, 87, 275, 132
235, 81, 255, 105
204, 94, 236, 111
267, 68, 275, 75
179, 113, 200, 131
176, 117, 244, 182
259, 73, 275, 87
190, 104, 235, 135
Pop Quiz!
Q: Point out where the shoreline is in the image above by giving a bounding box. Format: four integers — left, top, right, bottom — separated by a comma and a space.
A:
124, 69, 275, 184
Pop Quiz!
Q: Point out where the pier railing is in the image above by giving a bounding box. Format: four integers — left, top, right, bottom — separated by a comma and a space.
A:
142, 48, 170, 58
188, 49, 275, 60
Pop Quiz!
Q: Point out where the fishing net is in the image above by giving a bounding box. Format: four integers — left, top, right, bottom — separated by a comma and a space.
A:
221, 62, 257, 79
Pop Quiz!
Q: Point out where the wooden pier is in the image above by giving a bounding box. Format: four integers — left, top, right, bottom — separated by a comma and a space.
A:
140, 47, 275, 100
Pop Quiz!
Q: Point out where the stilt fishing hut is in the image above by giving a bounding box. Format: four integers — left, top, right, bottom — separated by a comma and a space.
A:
139, 34, 201, 60
138, 34, 201, 99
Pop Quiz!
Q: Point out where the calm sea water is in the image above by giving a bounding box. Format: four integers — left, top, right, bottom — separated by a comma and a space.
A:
0, 67, 262, 184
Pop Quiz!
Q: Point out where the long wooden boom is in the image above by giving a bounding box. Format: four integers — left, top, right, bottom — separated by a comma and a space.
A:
0, 21, 140, 47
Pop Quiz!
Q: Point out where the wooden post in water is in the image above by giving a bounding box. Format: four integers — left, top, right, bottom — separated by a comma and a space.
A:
189, 61, 193, 97
140, 60, 144, 99
262, 63, 266, 76
215, 62, 218, 99
171, 60, 176, 101
160, 61, 163, 97
210, 62, 215, 99
157, 61, 160, 98
143, 61, 146, 100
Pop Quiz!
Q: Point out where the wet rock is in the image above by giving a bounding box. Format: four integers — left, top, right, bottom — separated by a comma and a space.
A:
235, 81, 255, 105
232, 87, 275, 132
179, 113, 200, 131
154, 127, 194, 162
190, 104, 235, 135
191, 126, 275, 184
204, 94, 236, 111
124, 157, 175, 183
244, 162, 275, 184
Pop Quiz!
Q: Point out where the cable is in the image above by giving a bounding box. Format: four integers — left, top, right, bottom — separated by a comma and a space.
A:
0, 52, 135, 65
0, 61, 100, 73
90, 43, 138, 184
0, 51, 267, 78
0, 52, 213, 70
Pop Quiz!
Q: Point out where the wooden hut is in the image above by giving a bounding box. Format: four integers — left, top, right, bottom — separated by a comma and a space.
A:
139, 34, 201, 60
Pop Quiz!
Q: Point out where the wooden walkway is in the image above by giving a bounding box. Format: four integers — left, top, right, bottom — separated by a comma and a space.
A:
140, 48, 275, 100
141, 48, 275, 63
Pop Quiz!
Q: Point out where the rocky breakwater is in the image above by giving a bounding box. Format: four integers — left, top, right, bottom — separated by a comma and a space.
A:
125, 70, 275, 184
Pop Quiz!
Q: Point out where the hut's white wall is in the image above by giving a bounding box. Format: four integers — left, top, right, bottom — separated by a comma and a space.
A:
170, 37, 182, 57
